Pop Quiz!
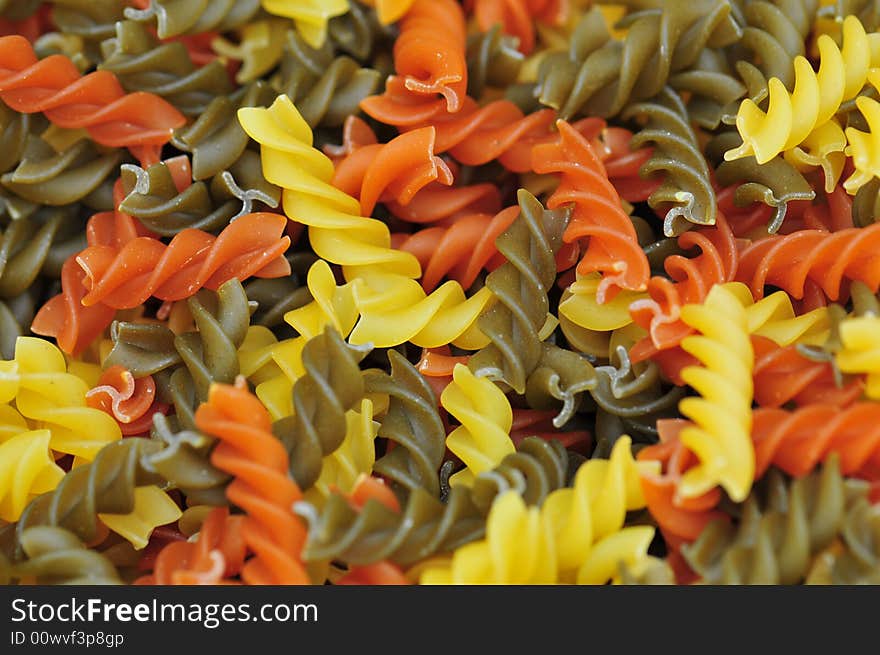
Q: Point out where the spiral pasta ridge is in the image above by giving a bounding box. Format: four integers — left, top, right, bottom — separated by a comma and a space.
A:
752, 335, 864, 408
752, 403, 880, 479
0, 35, 186, 158
238, 94, 494, 350
676, 283, 755, 502
392, 205, 517, 292
466, 189, 569, 396
298, 436, 570, 567
735, 220, 880, 301
74, 211, 291, 309
271, 328, 368, 490
98, 20, 233, 118
270, 30, 381, 129
364, 349, 446, 498
420, 437, 653, 584
533, 3, 741, 120
622, 87, 717, 236
682, 455, 866, 584
0, 437, 164, 558
0, 211, 75, 299
532, 119, 649, 300
124, 0, 262, 40
1, 132, 122, 211
196, 379, 310, 584
11, 526, 121, 584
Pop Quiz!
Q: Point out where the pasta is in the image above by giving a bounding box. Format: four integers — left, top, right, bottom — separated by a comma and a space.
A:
364, 350, 445, 499
466, 24, 524, 100
5, 0, 880, 590
752, 403, 880, 478
622, 87, 717, 236
270, 30, 381, 129
0, 35, 186, 163
532, 119, 649, 299
1, 132, 121, 210
298, 436, 570, 567
98, 20, 233, 118
118, 156, 279, 236
135, 506, 246, 584
363, 81, 557, 174
0, 337, 121, 459
391, 0, 467, 112
213, 18, 288, 85
260, 0, 349, 50
533, 3, 741, 120
441, 363, 515, 487
124, 0, 262, 40
196, 378, 310, 584
726, 15, 872, 193
676, 283, 754, 502
709, 131, 816, 233
85, 365, 164, 436
271, 328, 369, 490
12, 526, 121, 584
835, 314, 880, 397
682, 455, 866, 584
392, 205, 518, 292
238, 95, 493, 350
467, 189, 569, 393
0, 437, 164, 558
171, 81, 277, 180
419, 437, 654, 584
629, 212, 738, 364
736, 221, 880, 301
74, 212, 291, 309
0, 430, 64, 522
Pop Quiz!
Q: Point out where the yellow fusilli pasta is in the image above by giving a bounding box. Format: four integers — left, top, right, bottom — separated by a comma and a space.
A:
0, 338, 121, 460
0, 430, 64, 522
238, 95, 492, 355
678, 284, 755, 502
723, 282, 830, 346
419, 437, 657, 584
260, 0, 349, 48
727, 16, 878, 191
441, 364, 514, 487
835, 314, 880, 399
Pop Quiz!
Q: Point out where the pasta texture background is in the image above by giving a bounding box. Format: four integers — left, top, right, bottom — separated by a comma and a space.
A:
1, 0, 879, 589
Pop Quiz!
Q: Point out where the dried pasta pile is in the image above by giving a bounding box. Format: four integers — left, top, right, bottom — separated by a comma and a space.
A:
0, 0, 878, 586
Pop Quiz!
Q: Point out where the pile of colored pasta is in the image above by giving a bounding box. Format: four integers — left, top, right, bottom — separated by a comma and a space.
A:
0, 0, 879, 586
